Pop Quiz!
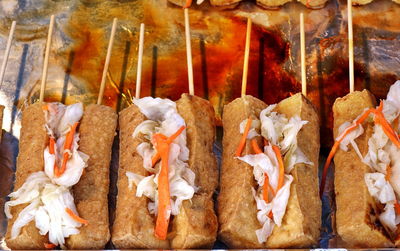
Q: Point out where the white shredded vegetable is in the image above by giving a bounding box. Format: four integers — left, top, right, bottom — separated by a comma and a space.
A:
237, 104, 311, 243
337, 81, 400, 233
5, 103, 88, 247
127, 97, 195, 217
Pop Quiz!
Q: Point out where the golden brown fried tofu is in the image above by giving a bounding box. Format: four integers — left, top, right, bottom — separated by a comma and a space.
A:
66, 104, 117, 249
333, 90, 393, 248
219, 94, 321, 248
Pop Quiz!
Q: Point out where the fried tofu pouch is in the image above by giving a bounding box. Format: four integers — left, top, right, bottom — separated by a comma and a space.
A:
66, 104, 117, 249
218, 95, 267, 248
5, 103, 48, 249
172, 94, 218, 249
6, 103, 117, 250
112, 104, 169, 249
333, 90, 393, 248
218, 93, 321, 248
112, 94, 218, 249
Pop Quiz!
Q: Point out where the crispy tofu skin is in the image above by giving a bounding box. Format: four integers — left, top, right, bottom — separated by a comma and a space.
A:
170, 193, 218, 248
218, 95, 267, 248
176, 94, 218, 194
218, 94, 321, 248
113, 95, 218, 248
266, 93, 321, 248
333, 90, 393, 248
112, 104, 169, 249
173, 94, 218, 248
0, 105, 4, 142
66, 104, 117, 249
5, 103, 48, 249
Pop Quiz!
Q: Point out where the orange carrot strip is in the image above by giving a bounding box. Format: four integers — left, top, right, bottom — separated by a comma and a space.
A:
268, 211, 273, 219
235, 118, 252, 157
183, 0, 192, 8
395, 202, 400, 215
263, 173, 270, 203
151, 153, 160, 167
272, 145, 284, 191
65, 208, 88, 225
166, 126, 186, 144
49, 137, 56, 154
153, 133, 172, 240
251, 139, 263, 154
151, 126, 185, 167
42, 104, 49, 111
374, 113, 400, 148
386, 165, 392, 182
44, 243, 56, 249
319, 107, 375, 197
57, 122, 79, 177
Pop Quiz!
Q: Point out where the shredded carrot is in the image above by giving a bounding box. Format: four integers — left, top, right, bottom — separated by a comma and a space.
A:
395, 202, 400, 215
263, 173, 270, 203
272, 145, 284, 191
151, 153, 160, 167
320, 102, 400, 197
65, 208, 88, 225
183, 0, 192, 8
235, 118, 252, 157
56, 122, 79, 177
151, 126, 186, 167
153, 134, 172, 240
251, 139, 263, 154
49, 137, 56, 154
386, 165, 392, 181
44, 243, 56, 249
374, 113, 400, 148
268, 211, 273, 219
152, 126, 185, 240
42, 104, 49, 111
166, 126, 185, 143
320, 107, 375, 197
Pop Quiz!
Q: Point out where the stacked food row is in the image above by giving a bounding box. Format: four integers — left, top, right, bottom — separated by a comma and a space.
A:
3, 79, 400, 249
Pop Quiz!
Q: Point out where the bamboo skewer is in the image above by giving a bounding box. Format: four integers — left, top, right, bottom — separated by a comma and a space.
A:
0, 21, 16, 87
184, 8, 194, 96
300, 13, 307, 96
135, 23, 145, 99
241, 18, 252, 98
97, 18, 118, 105
39, 15, 55, 103
348, 0, 354, 93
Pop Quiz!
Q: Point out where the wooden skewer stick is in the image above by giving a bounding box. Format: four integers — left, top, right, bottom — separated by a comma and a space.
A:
135, 23, 145, 99
0, 21, 16, 86
39, 15, 55, 103
300, 13, 307, 96
348, 0, 354, 93
184, 8, 194, 96
241, 18, 252, 98
97, 18, 118, 105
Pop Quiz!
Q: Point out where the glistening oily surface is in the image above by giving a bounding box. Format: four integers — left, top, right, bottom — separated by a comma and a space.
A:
0, 0, 399, 249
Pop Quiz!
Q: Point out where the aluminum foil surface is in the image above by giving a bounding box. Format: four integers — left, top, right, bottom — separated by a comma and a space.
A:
0, 0, 399, 249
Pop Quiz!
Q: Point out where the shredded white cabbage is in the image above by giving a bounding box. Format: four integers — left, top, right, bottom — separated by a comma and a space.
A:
239, 118, 261, 139
252, 175, 293, 243
5, 102, 88, 247
237, 104, 311, 243
127, 97, 195, 217
338, 81, 400, 233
